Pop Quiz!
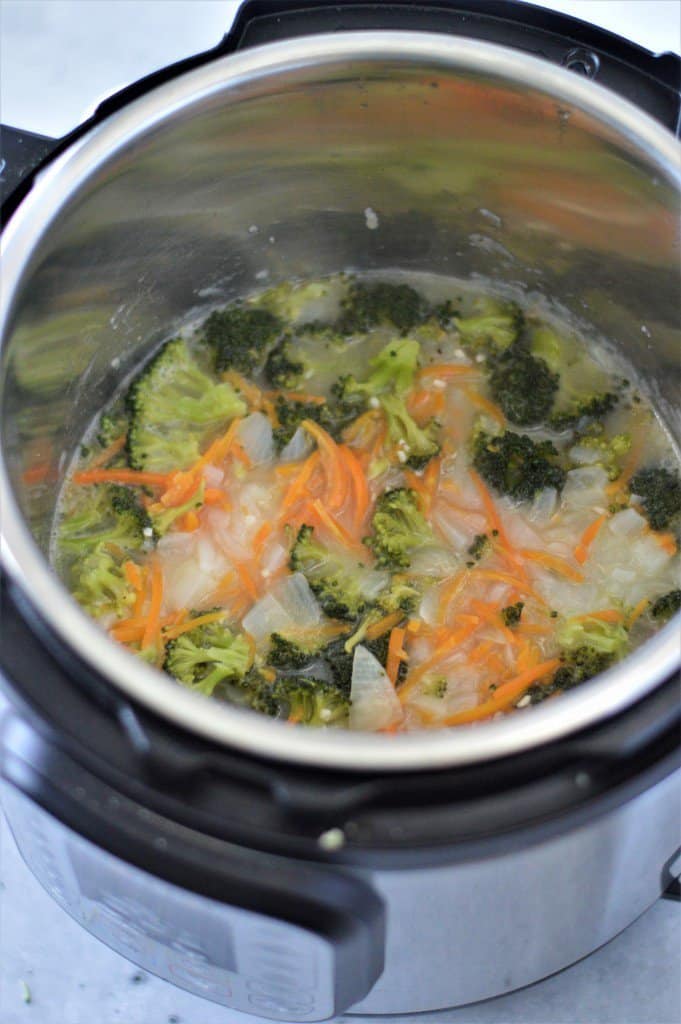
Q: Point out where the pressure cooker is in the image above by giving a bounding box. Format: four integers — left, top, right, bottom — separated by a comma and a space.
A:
1, 1, 679, 1018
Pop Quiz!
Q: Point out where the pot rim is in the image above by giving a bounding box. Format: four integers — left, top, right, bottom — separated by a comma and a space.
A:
1, 31, 679, 772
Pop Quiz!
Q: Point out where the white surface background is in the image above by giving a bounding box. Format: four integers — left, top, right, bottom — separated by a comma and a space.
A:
1, 2, 680, 1023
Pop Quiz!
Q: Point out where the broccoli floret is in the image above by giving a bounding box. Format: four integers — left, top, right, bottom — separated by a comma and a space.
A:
650, 590, 681, 623
264, 335, 307, 390
488, 342, 559, 426
466, 533, 490, 565
148, 481, 205, 538
528, 614, 628, 703
501, 602, 524, 627
71, 546, 136, 619
271, 395, 346, 451
164, 618, 252, 697
97, 410, 128, 448
366, 488, 434, 570
629, 466, 681, 532
125, 338, 246, 472
337, 281, 427, 335
549, 391, 619, 432
379, 393, 441, 470
377, 574, 421, 615
268, 625, 350, 671
59, 484, 151, 556
203, 304, 282, 375
336, 338, 421, 402
569, 427, 632, 481
248, 675, 350, 727
290, 525, 370, 620
472, 429, 566, 502
454, 297, 524, 355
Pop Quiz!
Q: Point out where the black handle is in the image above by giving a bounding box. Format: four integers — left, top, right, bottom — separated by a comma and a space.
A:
1, 712, 385, 1017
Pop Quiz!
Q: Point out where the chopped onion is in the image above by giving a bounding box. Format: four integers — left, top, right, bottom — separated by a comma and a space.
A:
279, 426, 313, 463
349, 645, 403, 732
202, 464, 224, 487
271, 572, 322, 627
409, 545, 460, 577
238, 412, 274, 466
242, 592, 294, 641
531, 487, 558, 521
607, 507, 646, 537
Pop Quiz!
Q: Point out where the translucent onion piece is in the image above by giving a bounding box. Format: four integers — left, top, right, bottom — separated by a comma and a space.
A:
349, 645, 403, 731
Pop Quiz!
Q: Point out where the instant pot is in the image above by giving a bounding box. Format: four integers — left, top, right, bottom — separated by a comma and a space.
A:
1, 1, 680, 1017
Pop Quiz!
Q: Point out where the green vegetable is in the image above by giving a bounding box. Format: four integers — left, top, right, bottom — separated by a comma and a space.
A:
248, 675, 350, 726
203, 304, 283, 375
71, 547, 136, 619
337, 281, 427, 335
366, 488, 434, 569
271, 394, 345, 450
549, 391, 619, 432
472, 429, 566, 501
467, 533, 490, 565
125, 338, 246, 472
488, 343, 559, 426
59, 485, 151, 556
380, 393, 441, 469
290, 524, 372, 620
529, 614, 629, 703
501, 602, 524, 627
454, 296, 524, 355
335, 338, 421, 400
629, 466, 681, 532
569, 427, 632, 481
164, 617, 252, 696
97, 410, 128, 448
376, 574, 421, 616
650, 589, 681, 623
264, 334, 307, 390
149, 481, 205, 538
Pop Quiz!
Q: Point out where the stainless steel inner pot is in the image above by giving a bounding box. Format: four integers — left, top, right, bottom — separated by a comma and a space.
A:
1, 33, 679, 771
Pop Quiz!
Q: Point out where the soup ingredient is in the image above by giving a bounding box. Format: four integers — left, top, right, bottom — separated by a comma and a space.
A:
472, 430, 566, 500
629, 466, 681, 531
164, 616, 253, 696
488, 341, 559, 425
203, 305, 283, 374
366, 487, 434, 569
55, 272, 681, 732
650, 589, 681, 623
337, 280, 428, 334
126, 338, 246, 472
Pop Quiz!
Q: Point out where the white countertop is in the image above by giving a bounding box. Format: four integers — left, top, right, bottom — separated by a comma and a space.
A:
1, 3, 680, 1023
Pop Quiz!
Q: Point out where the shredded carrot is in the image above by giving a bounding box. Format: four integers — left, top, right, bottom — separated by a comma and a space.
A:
365, 610, 405, 641
302, 420, 346, 509
73, 467, 169, 487
438, 658, 561, 725
574, 513, 608, 564
123, 560, 143, 592
626, 597, 650, 629
407, 618, 422, 634
517, 622, 552, 636
520, 548, 585, 583
204, 487, 227, 505
461, 387, 506, 426
418, 363, 480, 382
309, 499, 362, 551
342, 445, 370, 533
141, 559, 164, 652
281, 451, 321, 510
386, 627, 407, 685
408, 388, 446, 422
437, 569, 469, 624
575, 609, 624, 624
474, 568, 545, 604
253, 522, 272, 556
268, 390, 326, 405
194, 417, 243, 473
404, 469, 430, 512
235, 561, 258, 600
469, 469, 525, 575
160, 470, 203, 508
651, 530, 678, 556
398, 617, 481, 702
163, 609, 228, 640
178, 509, 201, 532
262, 397, 280, 426
88, 434, 127, 470
343, 409, 382, 445
223, 371, 263, 408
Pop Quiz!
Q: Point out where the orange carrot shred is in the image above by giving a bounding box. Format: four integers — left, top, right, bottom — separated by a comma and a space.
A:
141, 559, 164, 652
438, 658, 561, 725
386, 627, 407, 685
574, 514, 608, 564
73, 468, 169, 487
